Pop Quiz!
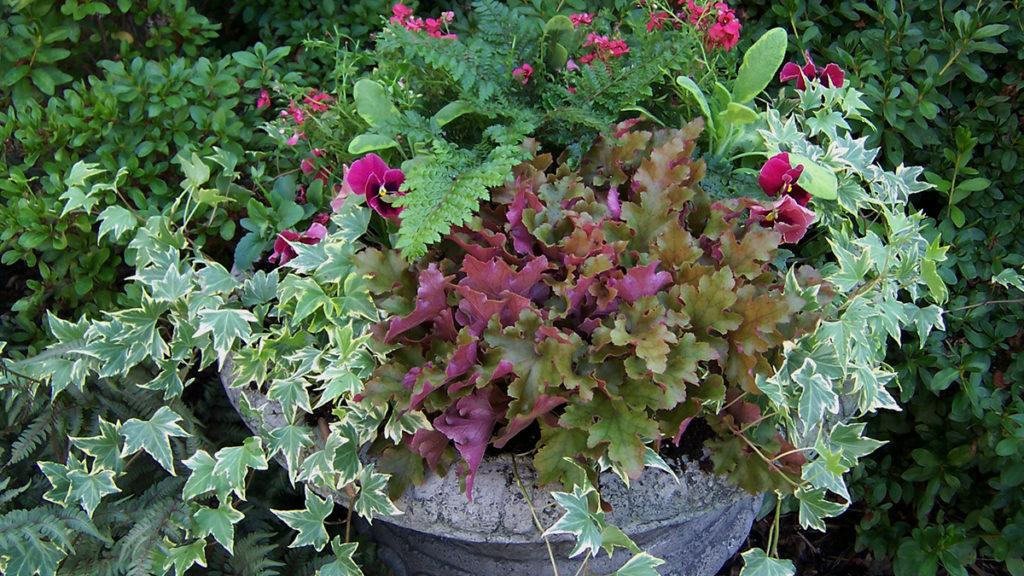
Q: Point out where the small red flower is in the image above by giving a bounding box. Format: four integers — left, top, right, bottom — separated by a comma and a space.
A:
569, 13, 593, 28
280, 101, 305, 125
256, 89, 271, 111
303, 90, 333, 112
579, 33, 630, 65
748, 195, 816, 244
391, 3, 456, 39
512, 62, 533, 85
346, 153, 406, 221
758, 152, 811, 206
647, 11, 671, 31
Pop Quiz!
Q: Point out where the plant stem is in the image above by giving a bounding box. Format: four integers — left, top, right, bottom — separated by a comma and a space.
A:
952, 298, 1024, 312
770, 493, 783, 557
513, 455, 560, 576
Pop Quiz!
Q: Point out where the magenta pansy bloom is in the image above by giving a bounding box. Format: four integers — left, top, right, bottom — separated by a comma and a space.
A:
346, 153, 405, 221
758, 152, 811, 206
269, 222, 328, 266
749, 195, 816, 244
779, 52, 845, 90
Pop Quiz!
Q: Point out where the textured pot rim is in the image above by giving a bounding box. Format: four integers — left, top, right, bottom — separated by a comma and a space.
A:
220, 361, 763, 545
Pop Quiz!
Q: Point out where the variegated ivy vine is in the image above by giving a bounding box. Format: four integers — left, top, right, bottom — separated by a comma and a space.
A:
0, 191, 386, 575
728, 79, 948, 575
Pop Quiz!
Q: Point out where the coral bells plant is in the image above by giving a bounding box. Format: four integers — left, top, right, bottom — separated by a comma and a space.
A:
357, 120, 824, 498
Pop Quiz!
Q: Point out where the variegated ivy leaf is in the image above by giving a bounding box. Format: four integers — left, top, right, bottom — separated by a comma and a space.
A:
183, 450, 229, 501
796, 487, 845, 532
318, 537, 364, 576
828, 422, 885, 467
355, 463, 401, 522
268, 423, 315, 484
97, 205, 138, 242
163, 539, 208, 576
267, 377, 314, 417
315, 365, 364, 408
792, 359, 839, 433
613, 552, 666, 576
196, 260, 238, 293
274, 487, 335, 551
70, 417, 123, 473
242, 270, 280, 307
277, 275, 332, 324
801, 437, 850, 501
212, 437, 269, 499
66, 467, 120, 517
543, 484, 604, 558
194, 499, 244, 554
39, 454, 84, 507
383, 410, 432, 443
119, 406, 189, 475
194, 308, 258, 365
39, 455, 119, 517
740, 548, 796, 576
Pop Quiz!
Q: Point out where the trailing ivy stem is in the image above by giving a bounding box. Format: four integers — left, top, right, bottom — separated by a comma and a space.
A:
730, 427, 801, 489
770, 447, 815, 462
512, 454, 560, 576
770, 492, 783, 557
951, 298, 1024, 312
573, 558, 589, 576
345, 485, 356, 543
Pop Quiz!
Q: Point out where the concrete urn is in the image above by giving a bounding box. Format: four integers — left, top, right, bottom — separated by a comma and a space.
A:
222, 371, 761, 576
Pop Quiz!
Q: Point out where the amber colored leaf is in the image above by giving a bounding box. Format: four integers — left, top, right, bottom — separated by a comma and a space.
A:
606, 297, 678, 374
720, 226, 781, 280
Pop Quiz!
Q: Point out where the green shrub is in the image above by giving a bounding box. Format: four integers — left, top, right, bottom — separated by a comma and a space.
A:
0, 41, 309, 348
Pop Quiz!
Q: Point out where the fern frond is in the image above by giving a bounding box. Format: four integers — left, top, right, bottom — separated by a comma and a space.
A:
395, 139, 527, 259
8, 408, 51, 465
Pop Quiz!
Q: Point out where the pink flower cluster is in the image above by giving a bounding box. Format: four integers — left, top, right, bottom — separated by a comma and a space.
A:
391, 3, 456, 39
684, 0, 741, 51
578, 33, 630, 65
646, 11, 672, 32
264, 88, 335, 146
569, 13, 593, 28
512, 62, 533, 85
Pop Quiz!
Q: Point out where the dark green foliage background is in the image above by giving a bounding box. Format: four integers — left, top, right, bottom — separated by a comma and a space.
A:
2, 0, 1022, 574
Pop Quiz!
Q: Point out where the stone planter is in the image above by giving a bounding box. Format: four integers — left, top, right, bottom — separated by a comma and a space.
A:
222, 368, 761, 576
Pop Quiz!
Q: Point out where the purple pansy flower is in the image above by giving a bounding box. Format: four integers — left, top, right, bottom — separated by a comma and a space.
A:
779, 52, 845, 90
269, 222, 328, 266
749, 195, 816, 244
345, 153, 405, 221
758, 152, 811, 206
